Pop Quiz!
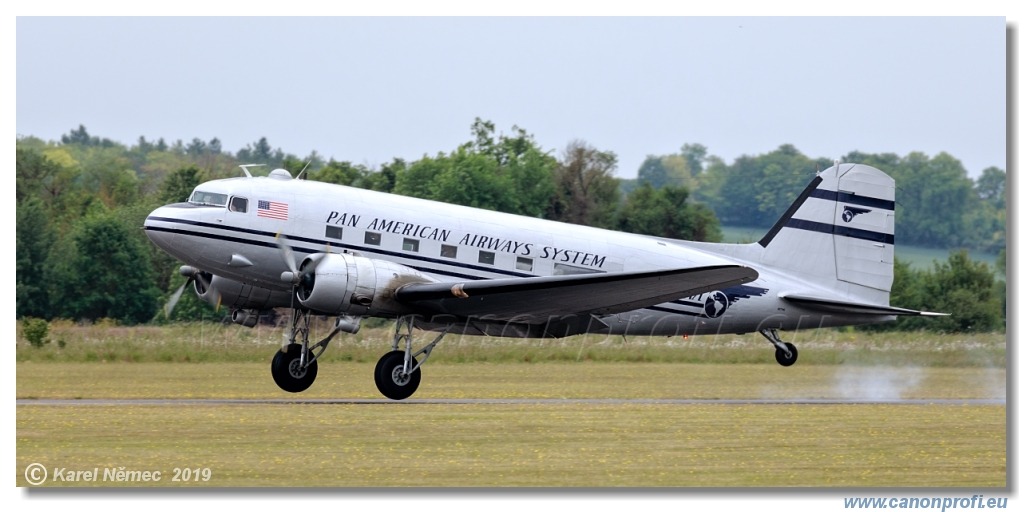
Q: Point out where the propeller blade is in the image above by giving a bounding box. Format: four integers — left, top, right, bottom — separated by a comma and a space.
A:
276, 232, 299, 275
163, 279, 190, 318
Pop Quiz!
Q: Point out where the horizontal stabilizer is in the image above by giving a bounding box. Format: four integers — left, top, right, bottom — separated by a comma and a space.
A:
396, 265, 759, 323
780, 293, 948, 317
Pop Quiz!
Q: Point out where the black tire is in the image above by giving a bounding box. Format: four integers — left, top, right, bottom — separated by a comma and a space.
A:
374, 350, 421, 400
271, 344, 318, 393
774, 342, 798, 367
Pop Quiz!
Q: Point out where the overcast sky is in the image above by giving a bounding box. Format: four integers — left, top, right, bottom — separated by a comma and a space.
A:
15, 16, 1007, 178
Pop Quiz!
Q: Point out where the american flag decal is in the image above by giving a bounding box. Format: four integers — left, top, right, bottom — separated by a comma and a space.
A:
257, 200, 289, 220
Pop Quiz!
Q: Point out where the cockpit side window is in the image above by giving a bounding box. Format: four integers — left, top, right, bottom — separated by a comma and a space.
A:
189, 190, 228, 207
229, 196, 248, 213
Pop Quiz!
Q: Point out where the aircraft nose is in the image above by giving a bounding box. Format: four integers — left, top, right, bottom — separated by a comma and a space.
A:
144, 205, 181, 252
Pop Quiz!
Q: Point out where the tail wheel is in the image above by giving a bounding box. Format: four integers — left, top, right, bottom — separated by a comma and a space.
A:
271, 343, 318, 393
774, 342, 798, 367
374, 350, 421, 400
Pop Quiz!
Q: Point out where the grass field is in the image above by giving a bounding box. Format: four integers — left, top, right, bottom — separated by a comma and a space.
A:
17, 399, 1006, 487
15, 324, 1008, 488
15, 321, 1007, 368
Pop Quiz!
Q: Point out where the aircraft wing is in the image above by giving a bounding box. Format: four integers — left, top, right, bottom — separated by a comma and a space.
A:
394, 265, 758, 322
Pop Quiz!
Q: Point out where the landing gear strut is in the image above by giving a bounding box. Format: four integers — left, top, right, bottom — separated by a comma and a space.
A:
373, 316, 450, 400
269, 308, 359, 393
760, 328, 798, 367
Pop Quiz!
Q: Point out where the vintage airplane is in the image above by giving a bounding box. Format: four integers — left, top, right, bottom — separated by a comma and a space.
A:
143, 162, 941, 400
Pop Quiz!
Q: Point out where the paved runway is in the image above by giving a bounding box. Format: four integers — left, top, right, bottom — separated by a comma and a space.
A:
15, 397, 1007, 406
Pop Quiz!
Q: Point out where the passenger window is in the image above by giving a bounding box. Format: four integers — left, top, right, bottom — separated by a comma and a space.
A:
553, 263, 601, 275
478, 251, 495, 265
325, 226, 343, 240
365, 232, 382, 246
229, 197, 248, 213
440, 245, 458, 258
516, 257, 534, 271
403, 238, 420, 252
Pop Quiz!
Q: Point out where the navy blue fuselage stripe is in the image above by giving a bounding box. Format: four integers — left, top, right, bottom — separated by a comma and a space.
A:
145, 217, 723, 314
808, 189, 895, 210
785, 219, 895, 244
144, 220, 530, 280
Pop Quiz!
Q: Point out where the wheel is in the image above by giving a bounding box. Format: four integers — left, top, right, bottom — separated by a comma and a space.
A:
271, 343, 318, 393
774, 342, 798, 367
374, 350, 421, 400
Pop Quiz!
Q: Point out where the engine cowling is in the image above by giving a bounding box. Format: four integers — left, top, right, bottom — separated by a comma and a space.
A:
194, 273, 293, 310
296, 253, 435, 316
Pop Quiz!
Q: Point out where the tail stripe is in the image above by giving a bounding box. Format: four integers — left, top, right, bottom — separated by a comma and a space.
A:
809, 189, 896, 210
785, 219, 896, 244
757, 176, 823, 248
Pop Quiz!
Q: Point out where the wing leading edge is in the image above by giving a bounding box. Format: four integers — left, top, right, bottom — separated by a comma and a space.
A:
394, 265, 758, 323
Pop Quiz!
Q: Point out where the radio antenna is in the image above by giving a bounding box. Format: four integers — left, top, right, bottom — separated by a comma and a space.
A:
239, 164, 266, 177
296, 161, 312, 180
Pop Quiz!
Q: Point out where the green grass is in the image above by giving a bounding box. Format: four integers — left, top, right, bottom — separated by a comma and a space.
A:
15, 321, 1006, 368
14, 362, 1007, 401
16, 362, 1006, 487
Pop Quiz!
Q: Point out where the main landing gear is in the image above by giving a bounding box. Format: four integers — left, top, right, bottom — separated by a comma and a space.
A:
269, 311, 449, 401
373, 317, 449, 400
759, 328, 798, 367
269, 309, 357, 393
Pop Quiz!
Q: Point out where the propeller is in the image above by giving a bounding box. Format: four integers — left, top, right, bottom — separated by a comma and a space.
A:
276, 233, 326, 295
163, 266, 214, 318
163, 278, 189, 318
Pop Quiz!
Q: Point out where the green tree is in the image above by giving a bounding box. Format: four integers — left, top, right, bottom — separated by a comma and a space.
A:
393, 119, 557, 217
696, 145, 821, 227
975, 167, 1005, 209
51, 213, 161, 324
21, 318, 50, 348
16, 198, 55, 318
16, 147, 62, 203
363, 158, 404, 192
637, 155, 671, 189
159, 165, 203, 203
924, 251, 1003, 332
311, 160, 367, 186
867, 252, 1002, 332
548, 140, 620, 228
617, 183, 721, 242
888, 152, 974, 247
680, 143, 708, 176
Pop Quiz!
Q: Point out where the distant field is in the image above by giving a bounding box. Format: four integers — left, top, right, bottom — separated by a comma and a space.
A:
719, 224, 1000, 272
14, 322, 1007, 368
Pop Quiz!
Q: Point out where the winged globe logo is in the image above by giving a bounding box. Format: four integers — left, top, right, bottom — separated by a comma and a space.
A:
703, 290, 730, 318
842, 206, 871, 223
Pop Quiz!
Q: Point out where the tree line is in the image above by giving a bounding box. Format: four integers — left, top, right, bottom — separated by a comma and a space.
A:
634, 144, 1005, 253
15, 121, 1005, 332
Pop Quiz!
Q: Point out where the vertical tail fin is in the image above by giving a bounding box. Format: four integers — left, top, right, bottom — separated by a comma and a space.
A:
758, 163, 895, 304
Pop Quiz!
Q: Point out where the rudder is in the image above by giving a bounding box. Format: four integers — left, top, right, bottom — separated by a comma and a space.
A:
758, 163, 895, 304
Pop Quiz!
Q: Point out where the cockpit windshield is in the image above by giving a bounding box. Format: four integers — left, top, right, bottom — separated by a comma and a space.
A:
189, 190, 229, 207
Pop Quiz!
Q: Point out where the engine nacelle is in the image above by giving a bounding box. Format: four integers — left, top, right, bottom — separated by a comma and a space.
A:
194, 273, 293, 311
296, 253, 435, 316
